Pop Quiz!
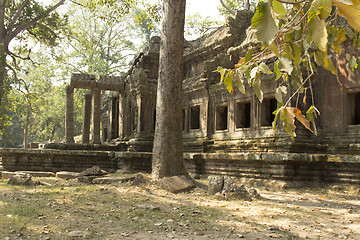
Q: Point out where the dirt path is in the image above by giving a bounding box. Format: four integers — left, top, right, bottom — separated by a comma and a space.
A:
0, 177, 359, 239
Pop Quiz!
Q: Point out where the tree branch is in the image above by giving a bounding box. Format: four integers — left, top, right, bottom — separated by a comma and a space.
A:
8, 0, 66, 44
7, 0, 30, 32
0, 0, 5, 38
219, 0, 236, 16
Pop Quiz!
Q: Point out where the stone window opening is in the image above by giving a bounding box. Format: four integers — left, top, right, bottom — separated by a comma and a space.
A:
260, 98, 277, 127
236, 101, 251, 129
190, 105, 200, 130
216, 104, 228, 131
348, 92, 360, 125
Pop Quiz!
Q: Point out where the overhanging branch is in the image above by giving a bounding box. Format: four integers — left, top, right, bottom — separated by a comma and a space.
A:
8, 0, 66, 44
219, 0, 236, 15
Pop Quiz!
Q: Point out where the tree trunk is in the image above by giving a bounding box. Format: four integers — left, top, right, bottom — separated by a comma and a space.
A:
151, 0, 187, 179
23, 114, 30, 148
0, 42, 7, 132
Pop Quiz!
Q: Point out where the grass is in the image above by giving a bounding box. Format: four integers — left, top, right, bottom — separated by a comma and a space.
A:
0, 177, 225, 239
1, 174, 359, 239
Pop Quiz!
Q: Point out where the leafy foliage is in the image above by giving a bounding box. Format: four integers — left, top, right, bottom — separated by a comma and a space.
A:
216, 0, 360, 138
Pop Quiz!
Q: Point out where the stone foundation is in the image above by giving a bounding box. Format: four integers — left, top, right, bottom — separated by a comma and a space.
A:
0, 148, 151, 173
1, 148, 360, 186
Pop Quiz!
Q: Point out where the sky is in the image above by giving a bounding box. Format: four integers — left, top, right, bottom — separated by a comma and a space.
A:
40, 0, 224, 21
186, 0, 223, 20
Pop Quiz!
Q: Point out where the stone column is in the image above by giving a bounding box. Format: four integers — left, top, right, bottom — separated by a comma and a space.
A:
82, 92, 92, 144
65, 86, 75, 143
91, 88, 101, 144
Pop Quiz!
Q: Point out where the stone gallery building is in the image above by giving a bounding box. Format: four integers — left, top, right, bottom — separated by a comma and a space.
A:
1, 11, 360, 185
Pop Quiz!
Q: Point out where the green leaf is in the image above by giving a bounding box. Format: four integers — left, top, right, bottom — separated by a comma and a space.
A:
253, 76, 263, 102
333, 0, 360, 31
216, 66, 226, 83
272, 106, 284, 130
324, 57, 336, 74
281, 107, 297, 139
268, 41, 280, 57
291, 67, 302, 90
245, 49, 253, 63
279, 57, 293, 75
234, 70, 246, 94
314, 50, 326, 66
250, 66, 259, 80
349, 56, 358, 71
274, 61, 282, 80
275, 86, 287, 104
272, 0, 287, 16
259, 62, 273, 74
251, 1, 278, 46
308, 15, 328, 52
224, 71, 234, 93
306, 106, 320, 135
314, 0, 332, 19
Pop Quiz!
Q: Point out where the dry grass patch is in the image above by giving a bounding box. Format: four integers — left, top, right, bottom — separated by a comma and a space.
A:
0, 175, 360, 239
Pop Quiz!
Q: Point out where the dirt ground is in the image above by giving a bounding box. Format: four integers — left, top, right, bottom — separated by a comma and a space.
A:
0, 175, 360, 240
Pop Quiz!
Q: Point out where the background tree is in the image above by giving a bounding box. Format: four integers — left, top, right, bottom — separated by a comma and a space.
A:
57, 2, 138, 75
185, 12, 223, 40
0, 0, 67, 136
218, 0, 257, 15
132, 1, 161, 44
152, 0, 187, 179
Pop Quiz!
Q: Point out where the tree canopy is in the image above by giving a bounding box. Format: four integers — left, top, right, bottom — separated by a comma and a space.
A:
217, 0, 360, 138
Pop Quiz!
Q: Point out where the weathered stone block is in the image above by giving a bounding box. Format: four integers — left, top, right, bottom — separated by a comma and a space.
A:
56, 171, 79, 179
8, 175, 39, 186
159, 176, 196, 194
92, 176, 135, 184
131, 173, 148, 185
77, 176, 97, 184
78, 166, 108, 177
207, 175, 224, 195
225, 191, 251, 201
222, 175, 237, 192
2, 171, 29, 180
19, 171, 55, 178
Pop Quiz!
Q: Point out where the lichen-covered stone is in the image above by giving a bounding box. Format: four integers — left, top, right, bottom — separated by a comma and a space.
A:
208, 175, 224, 195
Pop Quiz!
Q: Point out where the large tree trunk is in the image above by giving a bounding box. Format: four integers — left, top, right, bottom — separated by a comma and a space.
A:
151, 0, 187, 179
0, 42, 7, 132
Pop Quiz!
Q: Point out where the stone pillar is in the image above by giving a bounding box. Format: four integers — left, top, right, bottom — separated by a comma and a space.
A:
65, 86, 74, 143
82, 92, 92, 144
91, 88, 101, 144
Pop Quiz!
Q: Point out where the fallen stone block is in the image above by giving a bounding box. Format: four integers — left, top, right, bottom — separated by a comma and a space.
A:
77, 176, 97, 184
18, 171, 55, 178
131, 173, 149, 185
159, 175, 196, 194
56, 171, 79, 179
225, 191, 251, 201
208, 175, 224, 195
248, 188, 261, 199
78, 166, 108, 177
2, 171, 27, 180
92, 176, 135, 184
8, 175, 39, 186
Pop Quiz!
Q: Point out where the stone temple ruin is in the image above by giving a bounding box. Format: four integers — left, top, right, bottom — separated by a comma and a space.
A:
1, 11, 360, 186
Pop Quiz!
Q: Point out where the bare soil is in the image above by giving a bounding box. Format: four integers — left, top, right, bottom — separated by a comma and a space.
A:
1, 175, 360, 240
